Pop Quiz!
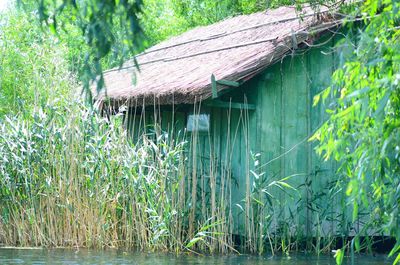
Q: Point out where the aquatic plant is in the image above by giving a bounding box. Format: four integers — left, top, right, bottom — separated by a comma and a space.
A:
0, 101, 235, 252
0, 100, 302, 253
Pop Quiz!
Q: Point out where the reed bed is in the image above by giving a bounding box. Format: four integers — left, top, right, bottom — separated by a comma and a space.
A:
0, 102, 181, 250
0, 101, 237, 252
0, 100, 368, 254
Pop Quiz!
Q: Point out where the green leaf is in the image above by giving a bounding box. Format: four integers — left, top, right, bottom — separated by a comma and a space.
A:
389, 243, 400, 257
334, 248, 344, 265
344, 86, 370, 100
373, 91, 390, 118
336, 103, 357, 118
276, 181, 296, 191
352, 201, 358, 222
251, 196, 264, 206
186, 237, 203, 248
313, 93, 321, 106
49, 23, 57, 34
355, 236, 360, 252
235, 203, 244, 212
322, 87, 331, 101
394, 253, 400, 265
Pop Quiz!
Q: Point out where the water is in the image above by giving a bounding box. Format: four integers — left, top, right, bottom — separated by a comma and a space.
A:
0, 248, 392, 265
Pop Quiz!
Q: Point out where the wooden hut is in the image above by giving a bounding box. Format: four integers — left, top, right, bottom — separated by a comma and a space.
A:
95, 5, 356, 244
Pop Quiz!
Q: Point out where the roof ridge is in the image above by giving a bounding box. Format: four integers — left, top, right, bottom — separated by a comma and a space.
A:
104, 20, 340, 74
136, 8, 322, 59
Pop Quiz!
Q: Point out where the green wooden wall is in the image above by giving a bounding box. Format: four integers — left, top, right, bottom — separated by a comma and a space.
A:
124, 32, 358, 241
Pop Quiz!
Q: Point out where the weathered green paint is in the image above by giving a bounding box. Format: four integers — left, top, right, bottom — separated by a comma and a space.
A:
216, 79, 241, 87
204, 99, 256, 110
124, 32, 354, 238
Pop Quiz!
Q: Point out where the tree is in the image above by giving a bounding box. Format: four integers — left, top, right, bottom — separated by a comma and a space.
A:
312, 0, 400, 262
24, 0, 145, 102
140, 0, 296, 46
0, 8, 73, 118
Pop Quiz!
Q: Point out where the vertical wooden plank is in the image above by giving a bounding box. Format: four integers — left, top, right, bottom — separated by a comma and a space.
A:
308, 36, 337, 240
174, 111, 185, 139
257, 64, 282, 237
229, 108, 244, 235
210, 107, 221, 235
161, 111, 171, 135
281, 53, 309, 239
219, 107, 231, 233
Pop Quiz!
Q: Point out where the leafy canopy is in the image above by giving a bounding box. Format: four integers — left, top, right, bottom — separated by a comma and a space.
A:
312, 0, 400, 262
0, 9, 73, 119
24, 0, 145, 101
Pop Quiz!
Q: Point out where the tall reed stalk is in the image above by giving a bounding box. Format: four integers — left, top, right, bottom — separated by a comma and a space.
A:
0, 99, 369, 254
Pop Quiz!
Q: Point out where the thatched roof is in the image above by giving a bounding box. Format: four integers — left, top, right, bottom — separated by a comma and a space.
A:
96, 5, 340, 107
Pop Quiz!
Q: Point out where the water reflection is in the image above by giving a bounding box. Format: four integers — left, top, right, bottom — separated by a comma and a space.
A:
0, 248, 392, 265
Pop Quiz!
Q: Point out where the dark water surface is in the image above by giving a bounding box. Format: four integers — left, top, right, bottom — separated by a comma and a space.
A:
0, 248, 392, 265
